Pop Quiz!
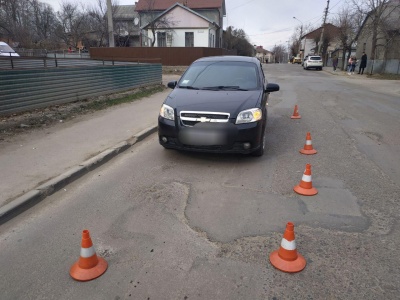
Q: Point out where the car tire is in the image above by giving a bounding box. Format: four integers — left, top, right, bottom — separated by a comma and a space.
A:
252, 126, 266, 157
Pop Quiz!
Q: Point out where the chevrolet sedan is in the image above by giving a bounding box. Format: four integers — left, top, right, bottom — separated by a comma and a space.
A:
158, 56, 280, 156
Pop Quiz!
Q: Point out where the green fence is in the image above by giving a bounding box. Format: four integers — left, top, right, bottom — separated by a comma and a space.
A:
0, 64, 162, 115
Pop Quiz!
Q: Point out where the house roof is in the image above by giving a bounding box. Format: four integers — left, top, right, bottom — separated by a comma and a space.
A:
114, 5, 139, 19
135, 0, 225, 12
303, 23, 341, 40
140, 2, 219, 29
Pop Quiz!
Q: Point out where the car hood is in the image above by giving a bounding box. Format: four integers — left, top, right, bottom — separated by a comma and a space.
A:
165, 89, 263, 117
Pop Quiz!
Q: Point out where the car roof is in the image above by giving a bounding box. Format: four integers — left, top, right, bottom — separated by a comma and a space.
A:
193, 56, 259, 64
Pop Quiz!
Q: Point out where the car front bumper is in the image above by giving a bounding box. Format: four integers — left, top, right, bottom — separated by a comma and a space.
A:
158, 116, 264, 154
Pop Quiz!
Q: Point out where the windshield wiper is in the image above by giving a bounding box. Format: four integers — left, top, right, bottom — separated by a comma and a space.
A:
179, 85, 199, 90
202, 86, 248, 91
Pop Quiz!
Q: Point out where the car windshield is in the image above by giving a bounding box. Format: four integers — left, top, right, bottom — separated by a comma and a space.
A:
178, 61, 260, 91
310, 56, 321, 60
0, 44, 16, 53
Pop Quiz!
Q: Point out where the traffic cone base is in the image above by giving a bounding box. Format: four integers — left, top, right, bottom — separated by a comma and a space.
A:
299, 148, 317, 155
291, 115, 301, 119
70, 257, 108, 282
293, 185, 318, 196
269, 250, 306, 273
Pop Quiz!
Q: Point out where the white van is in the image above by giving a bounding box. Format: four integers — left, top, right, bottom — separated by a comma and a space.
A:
0, 42, 20, 57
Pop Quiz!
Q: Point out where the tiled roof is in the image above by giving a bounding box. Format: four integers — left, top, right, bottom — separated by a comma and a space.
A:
114, 5, 139, 19
135, 0, 223, 11
303, 23, 341, 39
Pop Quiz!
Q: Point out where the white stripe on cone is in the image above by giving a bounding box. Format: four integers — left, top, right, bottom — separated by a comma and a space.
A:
302, 174, 312, 182
80, 247, 96, 258
306, 140, 312, 145
281, 238, 297, 250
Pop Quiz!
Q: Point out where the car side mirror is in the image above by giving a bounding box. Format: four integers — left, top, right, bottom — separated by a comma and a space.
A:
167, 81, 177, 89
265, 83, 280, 93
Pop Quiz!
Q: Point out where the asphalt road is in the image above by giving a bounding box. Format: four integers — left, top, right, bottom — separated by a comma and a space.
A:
1, 64, 399, 299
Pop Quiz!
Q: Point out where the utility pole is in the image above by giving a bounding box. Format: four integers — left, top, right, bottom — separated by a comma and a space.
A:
293, 17, 303, 58
317, 0, 330, 55
107, 0, 115, 47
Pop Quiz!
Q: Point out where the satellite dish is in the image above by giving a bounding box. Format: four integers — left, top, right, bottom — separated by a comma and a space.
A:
134, 17, 139, 25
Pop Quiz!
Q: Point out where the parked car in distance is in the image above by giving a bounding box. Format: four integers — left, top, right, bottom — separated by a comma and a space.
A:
293, 56, 302, 64
0, 42, 19, 57
303, 55, 323, 70
158, 56, 280, 156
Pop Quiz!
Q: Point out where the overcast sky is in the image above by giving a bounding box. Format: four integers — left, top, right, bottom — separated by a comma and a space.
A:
40, 0, 346, 51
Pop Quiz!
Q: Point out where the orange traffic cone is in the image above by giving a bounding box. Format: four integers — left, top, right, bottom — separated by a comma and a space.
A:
70, 230, 108, 281
270, 222, 306, 273
299, 132, 317, 155
291, 105, 301, 119
294, 163, 318, 196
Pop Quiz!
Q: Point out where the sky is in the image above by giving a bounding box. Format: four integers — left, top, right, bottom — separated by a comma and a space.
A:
40, 0, 346, 51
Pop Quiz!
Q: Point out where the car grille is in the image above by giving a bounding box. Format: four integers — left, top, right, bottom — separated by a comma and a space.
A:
180, 111, 230, 127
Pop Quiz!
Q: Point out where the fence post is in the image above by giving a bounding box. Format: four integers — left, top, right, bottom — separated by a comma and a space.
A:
54, 52, 58, 67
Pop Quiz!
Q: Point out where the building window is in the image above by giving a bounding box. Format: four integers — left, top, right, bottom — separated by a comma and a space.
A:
157, 32, 166, 47
185, 32, 194, 47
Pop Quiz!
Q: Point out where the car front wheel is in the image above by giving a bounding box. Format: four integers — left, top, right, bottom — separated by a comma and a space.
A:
252, 127, 266, 157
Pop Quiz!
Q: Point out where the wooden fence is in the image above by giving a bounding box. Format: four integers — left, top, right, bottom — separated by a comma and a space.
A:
90, 47, 237, 66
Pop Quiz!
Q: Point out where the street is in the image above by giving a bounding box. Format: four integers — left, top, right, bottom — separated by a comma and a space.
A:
1, 63, 399, 299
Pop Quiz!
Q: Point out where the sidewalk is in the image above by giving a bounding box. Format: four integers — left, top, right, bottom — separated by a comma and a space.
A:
324, 68, 400, 96
0, 74, 180, 223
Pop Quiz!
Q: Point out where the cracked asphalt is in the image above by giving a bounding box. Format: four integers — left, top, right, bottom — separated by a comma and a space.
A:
0, 64, 399, 299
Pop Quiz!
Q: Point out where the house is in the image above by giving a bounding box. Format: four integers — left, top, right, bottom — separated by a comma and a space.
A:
300, 23, 341, 62
113, 5, 141, 47
255, 46, 273, 63
355, 0, 400, 74
135, 0, 226, 47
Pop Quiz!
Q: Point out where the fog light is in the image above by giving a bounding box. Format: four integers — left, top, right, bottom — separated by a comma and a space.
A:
243, 142, 251, 150
161, 136, 168, 143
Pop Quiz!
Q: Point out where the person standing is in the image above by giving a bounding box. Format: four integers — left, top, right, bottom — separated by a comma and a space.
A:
358, 52, 367, 74
350, 56, 357, 74
332, 55, 338, 72
347, 57, 353, 75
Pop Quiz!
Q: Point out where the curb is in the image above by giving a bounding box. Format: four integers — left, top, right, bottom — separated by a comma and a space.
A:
0, 125, 158, 225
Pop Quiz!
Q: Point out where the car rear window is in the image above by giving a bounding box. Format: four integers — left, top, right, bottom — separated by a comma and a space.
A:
179, 61, 260, 90
310, 56, 321, 60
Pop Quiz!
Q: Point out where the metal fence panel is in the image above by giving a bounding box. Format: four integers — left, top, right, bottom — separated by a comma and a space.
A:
0, 64, 162, 115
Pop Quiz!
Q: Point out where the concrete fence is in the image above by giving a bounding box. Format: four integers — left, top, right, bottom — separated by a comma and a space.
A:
326, 58, 400, 75
0, 63, 162, 115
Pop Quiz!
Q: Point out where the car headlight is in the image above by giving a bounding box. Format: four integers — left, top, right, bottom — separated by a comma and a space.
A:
159, 104, 175, 121
236, 108, 262, 124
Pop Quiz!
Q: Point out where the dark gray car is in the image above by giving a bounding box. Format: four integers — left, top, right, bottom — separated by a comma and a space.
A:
158, 56, 280, 156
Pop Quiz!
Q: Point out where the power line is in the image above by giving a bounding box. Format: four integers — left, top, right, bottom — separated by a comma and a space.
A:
229, 0, 259, 11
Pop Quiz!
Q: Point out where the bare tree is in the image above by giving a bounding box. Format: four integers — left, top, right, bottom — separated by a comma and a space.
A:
271, 44, 287, 63
223, 26, 254, 56
352, 0, 400, 62
85, 0, 110, 47
0, 0, 60, 49
140, 0, 176, 47
55, 1, 90, 50
30, 0, 60, 49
